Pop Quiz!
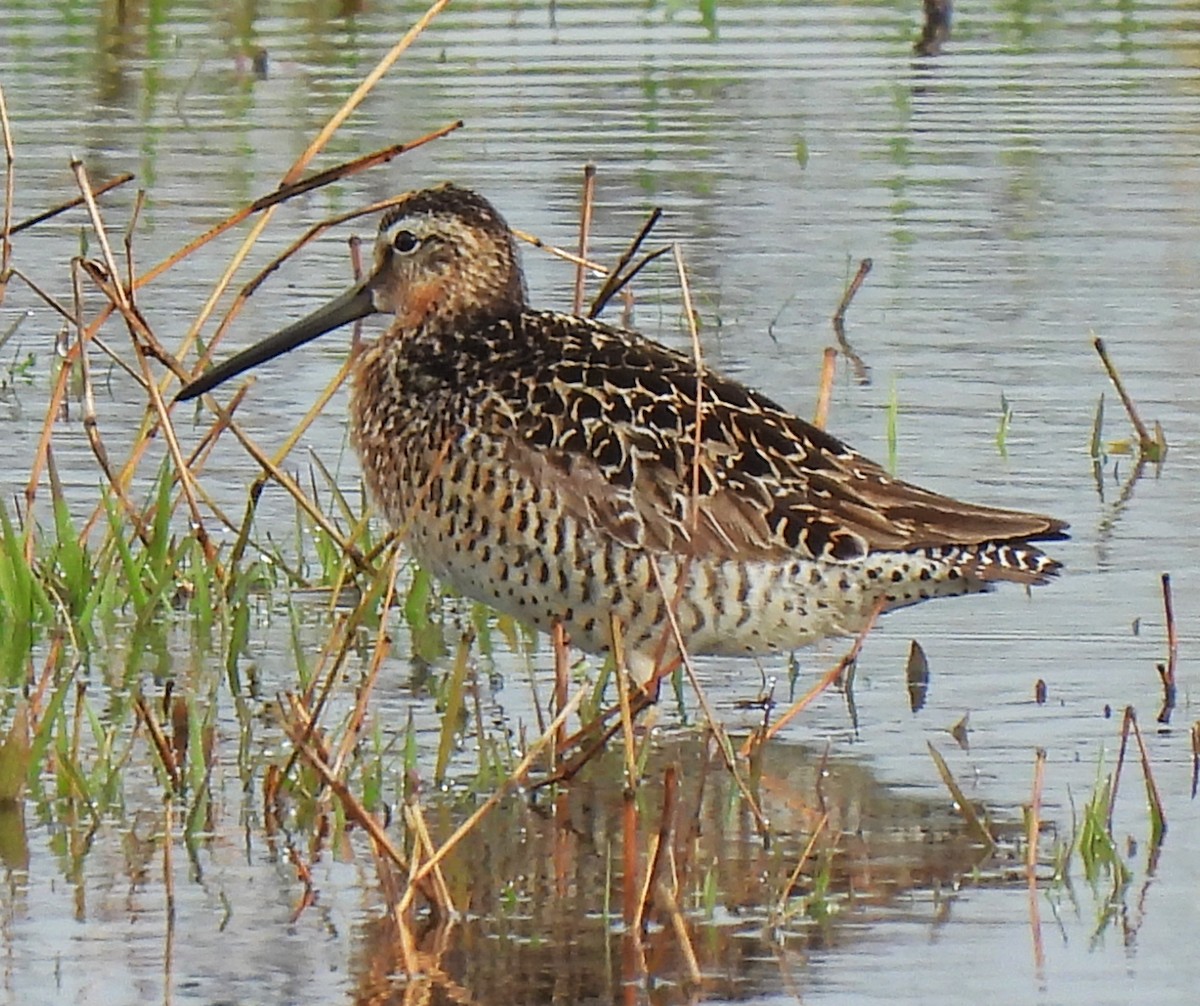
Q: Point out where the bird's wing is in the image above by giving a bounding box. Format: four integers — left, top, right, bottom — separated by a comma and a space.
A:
480, 313, 1065, 563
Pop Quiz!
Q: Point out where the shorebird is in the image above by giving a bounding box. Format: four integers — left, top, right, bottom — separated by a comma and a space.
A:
177, 184, 1066, 682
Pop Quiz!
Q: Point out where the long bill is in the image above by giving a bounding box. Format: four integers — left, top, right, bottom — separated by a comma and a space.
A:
174, 282, 377, 402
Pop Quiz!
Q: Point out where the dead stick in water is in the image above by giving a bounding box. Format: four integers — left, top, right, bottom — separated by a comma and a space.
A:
813, 346, 837, 430
589, 207, 664, 318
573, 164, 597, 315
1027, 747, 1047, 976
832, 258, 872, 384
1156, 572, 1177, 723
1093, 336, 1153, 447
833, 257, 872, 326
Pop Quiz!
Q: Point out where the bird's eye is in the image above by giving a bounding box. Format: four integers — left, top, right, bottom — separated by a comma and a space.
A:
392, 229, 420, 254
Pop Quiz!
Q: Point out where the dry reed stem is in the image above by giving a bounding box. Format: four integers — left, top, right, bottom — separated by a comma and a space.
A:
1026, 747, 1045, 877
27, 635, 62, 726
636, 764, 678, 934
396, 682, 589, 916
1093, 336, 1158, 453
68, 259, 151, 546
281, 613, 365, 783
674, 243, 706, 537
552, 621, 570, 766
610, 614, 640, 784
1157, 573, 1177, 722
403, 800, 456, 915
7, 172, 134, 237
774, 812, 829, 918
250, 125, 462, 215
282, 718, 443, 908
134, 695, 182, 791
1026, 748, 1046, 974
163, 799, 176, 928
71, 162, 219, 565
573, 165, 597, 315
589, 207, 664, 319
286, 847, 316, 923
330, 546, 404, 777
648, 557, 770, 836
510, 226, 609, 277
22, 297, 89, 559
812, 346, 836, 429
622, 788, 639, 931
832, 257, 871, 327
0, 82, 13, 281
831, 258, 872, 385
122, 189, 146, 293
1109, 706, 1131, 830
742, 597, 883, 755
657, 881, 702, 986
1128, 709, 1167, 837
1027, 758, 1046, 984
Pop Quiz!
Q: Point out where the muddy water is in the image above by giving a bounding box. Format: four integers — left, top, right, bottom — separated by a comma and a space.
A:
1, 2, 1199, 1004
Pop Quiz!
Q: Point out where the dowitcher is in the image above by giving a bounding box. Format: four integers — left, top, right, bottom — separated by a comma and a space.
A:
177, 184, 1066, 682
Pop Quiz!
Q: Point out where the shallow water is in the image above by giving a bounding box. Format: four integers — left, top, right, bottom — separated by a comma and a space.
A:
1, 1, 1199, 1004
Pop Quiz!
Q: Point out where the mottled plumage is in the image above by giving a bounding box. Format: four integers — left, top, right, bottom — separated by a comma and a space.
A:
178, 184, 1067, 681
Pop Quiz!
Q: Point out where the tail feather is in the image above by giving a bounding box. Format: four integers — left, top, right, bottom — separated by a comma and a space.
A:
927, 539, 1062, 586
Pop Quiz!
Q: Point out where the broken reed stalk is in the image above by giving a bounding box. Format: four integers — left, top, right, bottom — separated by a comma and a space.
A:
573, 164, 596, 315
70, 163, 219, 568
329, 546, 404, 777
402, 799, 456, 913
774, 812, 829, 919
610, 614, 640, 785
636, 764, 678, 935
7, 171, 134, 238
1128, 710, 1167, 845
832, 257, 872, 327
0, 81, 13, 280
588, 207, 666, 319
673, 243, 707, 538
281, 712, 448, 911
622, 787, 639, 930
1026, 749, 1046, 975
1157, 572, 1177, 722
1026, 747, 1046, 878
832, 257, 872, 385
134, 694, 182, 791
927, 740, 996, 849
1093, 336, 1164, 459
163, 800, 176, 927
1110, 706, 1167, 845
552, 621, 570, 765
812, 346, 837, 430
